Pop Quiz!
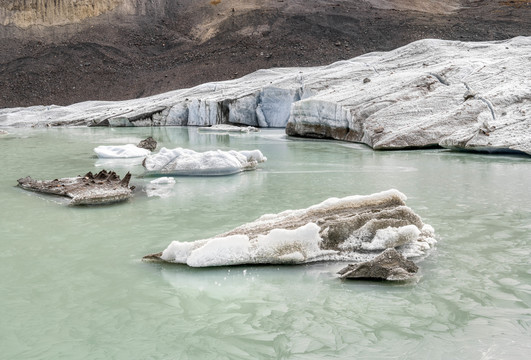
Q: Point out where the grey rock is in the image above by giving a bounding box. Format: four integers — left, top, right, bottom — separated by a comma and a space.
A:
337, 248, 418, 281
137, 136, 157, 151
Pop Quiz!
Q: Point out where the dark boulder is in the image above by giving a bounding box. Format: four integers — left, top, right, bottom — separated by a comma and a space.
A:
137, 137, 157, 151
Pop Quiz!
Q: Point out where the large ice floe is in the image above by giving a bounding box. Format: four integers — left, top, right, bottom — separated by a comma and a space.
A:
142, 148, 267, 176
143, 189, 437, 267
1, 37, 529, 155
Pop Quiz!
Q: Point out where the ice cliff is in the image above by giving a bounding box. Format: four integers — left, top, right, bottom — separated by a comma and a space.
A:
1, 37, 530, 155
143, 189, 437, 267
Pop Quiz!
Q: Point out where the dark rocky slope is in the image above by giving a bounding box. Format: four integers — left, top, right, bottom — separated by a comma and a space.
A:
0, 0, 529, 108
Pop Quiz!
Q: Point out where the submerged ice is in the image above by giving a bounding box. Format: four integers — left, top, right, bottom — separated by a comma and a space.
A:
144, 189, 437, 267
142, 147, 267, 176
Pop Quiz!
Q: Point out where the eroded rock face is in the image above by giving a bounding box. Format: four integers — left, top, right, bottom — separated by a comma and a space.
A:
0, 0, 126, 27
142, 189, 437, 267
17, 170, 133, 205
337, 248, 419, 281
1, 37, 529, 155
364, 0, 460, 14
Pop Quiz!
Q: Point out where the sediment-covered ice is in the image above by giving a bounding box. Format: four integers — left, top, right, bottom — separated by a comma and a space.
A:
142, 147, 267, 176
143, 189, 437, 266
94, 144, 151, 158
17, 170, 133, 205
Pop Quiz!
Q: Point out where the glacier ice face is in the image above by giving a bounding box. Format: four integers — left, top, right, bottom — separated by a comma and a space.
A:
144, 189, 437, 267
285, 37, 531, 155
2, 37, 529, 155
142, 147, 267, 176
93, 144, 151, 158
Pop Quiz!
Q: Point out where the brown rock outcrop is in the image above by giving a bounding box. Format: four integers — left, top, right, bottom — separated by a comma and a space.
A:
17, 169, 134, 205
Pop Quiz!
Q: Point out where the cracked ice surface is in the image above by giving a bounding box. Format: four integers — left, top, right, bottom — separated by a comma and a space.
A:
144, 189, 437, 267
1, 37, 529, 155
142, 147, 267, 176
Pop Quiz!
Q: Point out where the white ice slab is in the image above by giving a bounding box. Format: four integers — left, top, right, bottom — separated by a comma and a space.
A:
94, 144, 151, 158
143, 147, 267, 176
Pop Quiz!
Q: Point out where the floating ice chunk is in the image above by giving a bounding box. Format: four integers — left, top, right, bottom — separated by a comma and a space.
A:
144, 189, 437, 267
161, 239, 209, 263
95, 157, 145, 168
146, 177, 176, 198
238, 149, 267, 163
94, 144, 151, 158
143, 147, 267, 176
150, 177, 176, 185
158, 223, 335, 267
197, 124, 260, 133
186, 235, 251, 267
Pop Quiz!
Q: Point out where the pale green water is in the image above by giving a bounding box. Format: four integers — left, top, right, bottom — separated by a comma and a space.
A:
1, 127, 530, 360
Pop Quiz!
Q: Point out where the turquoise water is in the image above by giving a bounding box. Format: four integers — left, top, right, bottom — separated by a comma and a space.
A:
1, 127, 530, 359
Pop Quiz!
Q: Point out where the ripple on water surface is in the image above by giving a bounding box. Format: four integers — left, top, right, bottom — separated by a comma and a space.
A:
0, 128, 530, 359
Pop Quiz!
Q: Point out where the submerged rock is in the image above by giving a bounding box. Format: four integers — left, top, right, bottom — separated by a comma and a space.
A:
337, 248, 418, 281
143, 189, 436, 267
142, 147, 267, 176
137, 136, 157, 151
17, 170, 134, 205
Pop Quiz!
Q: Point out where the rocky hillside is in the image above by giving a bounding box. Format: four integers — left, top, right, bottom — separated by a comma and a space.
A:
0, 0, 530, 108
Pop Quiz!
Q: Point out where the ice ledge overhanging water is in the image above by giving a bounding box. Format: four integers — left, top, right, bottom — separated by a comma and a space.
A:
1, 37, 530, 155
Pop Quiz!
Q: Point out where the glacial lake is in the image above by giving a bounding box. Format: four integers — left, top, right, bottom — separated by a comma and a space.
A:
1, 127, 530, 359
